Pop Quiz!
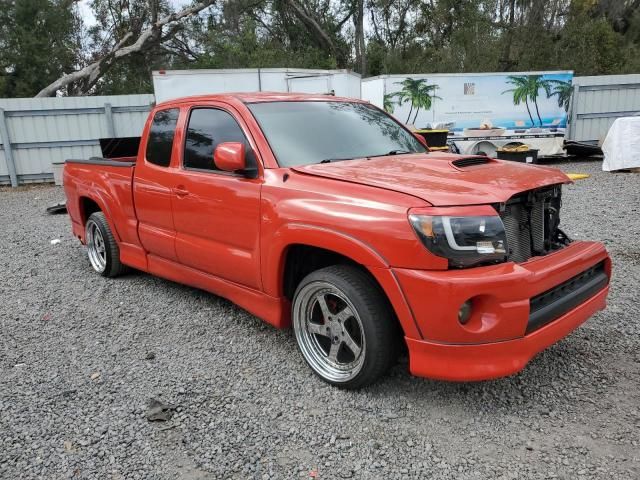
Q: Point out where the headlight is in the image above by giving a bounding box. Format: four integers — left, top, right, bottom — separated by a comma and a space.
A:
409, 214, 508, 268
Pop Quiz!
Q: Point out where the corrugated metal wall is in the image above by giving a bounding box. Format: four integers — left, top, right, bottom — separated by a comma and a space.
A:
569, 74, 640, 143
0, 94, 154, 186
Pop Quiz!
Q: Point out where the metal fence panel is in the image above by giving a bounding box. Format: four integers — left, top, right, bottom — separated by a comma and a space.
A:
569, 74, 640, 142
0, 147, 7, 176
0, 94, 154, 186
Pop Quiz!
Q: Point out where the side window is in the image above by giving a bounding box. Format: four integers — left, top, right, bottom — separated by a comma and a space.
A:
146, 108, 179, 167
184, 108, 250, 171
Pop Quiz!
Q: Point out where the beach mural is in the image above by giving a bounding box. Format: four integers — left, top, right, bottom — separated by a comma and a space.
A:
382, 71, 573, 135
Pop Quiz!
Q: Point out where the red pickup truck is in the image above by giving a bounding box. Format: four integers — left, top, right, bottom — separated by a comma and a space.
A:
63, 93, 611, 389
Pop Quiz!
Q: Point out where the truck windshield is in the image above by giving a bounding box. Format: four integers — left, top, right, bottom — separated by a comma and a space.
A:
247, 101, 427, 167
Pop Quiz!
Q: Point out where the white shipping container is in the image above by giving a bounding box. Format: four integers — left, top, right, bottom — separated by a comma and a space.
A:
152, 68, 361, 103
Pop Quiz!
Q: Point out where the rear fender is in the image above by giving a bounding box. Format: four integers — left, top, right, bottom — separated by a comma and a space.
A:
76, 191, 121, 244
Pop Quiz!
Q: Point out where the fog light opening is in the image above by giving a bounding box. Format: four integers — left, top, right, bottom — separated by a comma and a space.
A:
458, 300, 473, 325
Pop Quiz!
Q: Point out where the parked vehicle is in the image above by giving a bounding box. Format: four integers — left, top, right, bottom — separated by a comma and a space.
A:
63, 93, 611, 389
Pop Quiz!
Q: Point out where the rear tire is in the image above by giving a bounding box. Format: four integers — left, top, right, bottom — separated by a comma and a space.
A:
85, 212, 128, 278
292, 265, 399, 389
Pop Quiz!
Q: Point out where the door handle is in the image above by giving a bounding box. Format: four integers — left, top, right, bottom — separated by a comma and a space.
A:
173, 186, 189, 197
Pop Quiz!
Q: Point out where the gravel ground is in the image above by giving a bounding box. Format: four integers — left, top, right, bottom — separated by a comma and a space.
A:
1, 158, 639, 480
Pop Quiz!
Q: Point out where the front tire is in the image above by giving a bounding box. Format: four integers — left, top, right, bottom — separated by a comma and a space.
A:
85, 212, 128, 277
292, 265, 398, 389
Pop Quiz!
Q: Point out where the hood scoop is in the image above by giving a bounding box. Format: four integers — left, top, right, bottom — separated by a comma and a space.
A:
451, 156, 493, 168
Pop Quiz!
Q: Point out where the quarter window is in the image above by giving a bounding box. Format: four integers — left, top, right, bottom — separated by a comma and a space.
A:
145, 108, 179, 167
184, 108, 250, 171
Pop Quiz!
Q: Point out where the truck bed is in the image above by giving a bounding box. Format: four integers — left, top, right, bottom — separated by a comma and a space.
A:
63, 158, 139, 257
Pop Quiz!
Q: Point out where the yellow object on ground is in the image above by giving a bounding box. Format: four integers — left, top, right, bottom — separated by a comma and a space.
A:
567, 173, 590, 180
498, 144, 531, 152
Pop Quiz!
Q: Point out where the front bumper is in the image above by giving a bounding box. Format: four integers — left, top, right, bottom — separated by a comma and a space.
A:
394, 241, 611, 381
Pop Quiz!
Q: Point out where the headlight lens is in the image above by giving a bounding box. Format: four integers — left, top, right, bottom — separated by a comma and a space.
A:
409, 214, 508, 268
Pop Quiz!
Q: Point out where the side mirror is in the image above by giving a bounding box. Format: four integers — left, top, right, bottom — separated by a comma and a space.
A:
214, 142, 246, 173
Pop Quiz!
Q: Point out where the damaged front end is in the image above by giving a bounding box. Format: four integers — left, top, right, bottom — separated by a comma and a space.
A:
495, 184, 571, 264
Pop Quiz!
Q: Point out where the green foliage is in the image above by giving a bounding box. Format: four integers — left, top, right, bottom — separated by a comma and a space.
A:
556, 14, 624, 74
0, 0, 81, 97
188, 18, 337, 70
2, 0, 640, 97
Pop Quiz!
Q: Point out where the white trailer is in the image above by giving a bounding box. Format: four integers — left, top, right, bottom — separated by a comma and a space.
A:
153, 68, 361, 103
362, 71, 573, 157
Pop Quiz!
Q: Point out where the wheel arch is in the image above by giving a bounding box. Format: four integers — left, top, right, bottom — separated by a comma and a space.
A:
263, 223, 389, 299
76, 195, 122, 243
263, 224, 421, 338
79, 197, 102, 225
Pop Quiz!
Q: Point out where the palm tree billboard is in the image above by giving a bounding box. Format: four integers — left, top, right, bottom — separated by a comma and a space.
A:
502, 75, 573, 127
383, 93, 397, 114
393, 78, 441, 125
547, 79, 573, 112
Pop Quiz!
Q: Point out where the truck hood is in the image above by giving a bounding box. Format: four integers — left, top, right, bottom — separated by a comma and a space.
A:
292, 153, 570, 206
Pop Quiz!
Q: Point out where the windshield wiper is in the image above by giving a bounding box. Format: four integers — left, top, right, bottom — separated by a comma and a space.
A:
386, 150, 412, 155
319, 151, 411, 164
368, 150, 413, 158
319, 157, 355, 164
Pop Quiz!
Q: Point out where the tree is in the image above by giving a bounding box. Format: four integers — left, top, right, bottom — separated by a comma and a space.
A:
280, 0, 351, 67
0, 0, 81, 97
1, 0, 640, 98
35, 0, 216, 97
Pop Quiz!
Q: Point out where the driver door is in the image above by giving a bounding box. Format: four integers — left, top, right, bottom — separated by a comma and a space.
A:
170, 105, 263, 290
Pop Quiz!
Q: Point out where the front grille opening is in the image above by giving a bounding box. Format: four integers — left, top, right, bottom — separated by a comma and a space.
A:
496, 185, 570, 263
527, 261, 608, 333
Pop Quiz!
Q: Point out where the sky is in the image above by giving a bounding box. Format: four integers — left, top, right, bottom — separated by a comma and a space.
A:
78, 0, 194, 26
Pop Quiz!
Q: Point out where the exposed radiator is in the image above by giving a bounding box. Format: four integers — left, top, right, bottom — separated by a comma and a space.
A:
498, 186, 562, 263
500, 203, 533, 263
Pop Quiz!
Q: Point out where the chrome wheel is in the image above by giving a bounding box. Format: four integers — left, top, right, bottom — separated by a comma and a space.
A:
86, 219, 107, 273
293, 281, 366, 383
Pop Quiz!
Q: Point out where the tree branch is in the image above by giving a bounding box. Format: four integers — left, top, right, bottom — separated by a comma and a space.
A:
283, 0, 344, 65
35, 0, 216, 97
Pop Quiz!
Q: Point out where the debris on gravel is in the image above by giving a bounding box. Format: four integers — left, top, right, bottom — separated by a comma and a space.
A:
146, 399, 177, 422
0, 160, 639, 479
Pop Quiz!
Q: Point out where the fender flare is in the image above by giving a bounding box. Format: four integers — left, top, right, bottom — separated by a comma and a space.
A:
262, 222, 389, 297
262, 223, 422, 338
77, 190, 122, 244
